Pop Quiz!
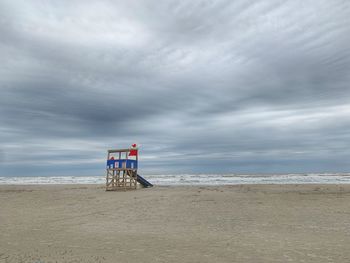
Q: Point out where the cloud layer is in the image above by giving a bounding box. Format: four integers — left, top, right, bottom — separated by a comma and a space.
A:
1, 0, 350, 175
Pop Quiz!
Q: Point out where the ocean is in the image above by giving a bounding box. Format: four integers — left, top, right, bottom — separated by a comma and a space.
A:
1, 173, 350, 185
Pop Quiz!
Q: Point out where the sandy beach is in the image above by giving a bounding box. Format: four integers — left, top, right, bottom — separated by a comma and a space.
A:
1, 184, 350, 262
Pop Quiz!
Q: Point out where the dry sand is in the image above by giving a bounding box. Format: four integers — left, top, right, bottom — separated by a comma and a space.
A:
1, 184, 350, 262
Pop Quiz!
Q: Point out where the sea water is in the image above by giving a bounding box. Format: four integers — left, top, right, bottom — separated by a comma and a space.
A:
0, 173, 350, 185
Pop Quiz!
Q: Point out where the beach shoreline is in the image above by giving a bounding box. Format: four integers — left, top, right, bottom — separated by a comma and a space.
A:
1, 184, 350, 262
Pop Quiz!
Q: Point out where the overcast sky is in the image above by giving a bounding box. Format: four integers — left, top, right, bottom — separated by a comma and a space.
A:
1, 0, 350, 176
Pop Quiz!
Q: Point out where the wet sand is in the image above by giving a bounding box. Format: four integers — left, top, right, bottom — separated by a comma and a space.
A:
1, 184, 350, 262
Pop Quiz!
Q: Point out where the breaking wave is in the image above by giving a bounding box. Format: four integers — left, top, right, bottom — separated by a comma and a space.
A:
1, 173, 350, 185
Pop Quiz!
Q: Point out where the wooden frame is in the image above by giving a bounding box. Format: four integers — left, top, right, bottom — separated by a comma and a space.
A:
106, 148, 138, 191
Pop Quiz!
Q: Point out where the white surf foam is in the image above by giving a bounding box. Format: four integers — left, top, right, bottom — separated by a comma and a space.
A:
0, 173, 350, 185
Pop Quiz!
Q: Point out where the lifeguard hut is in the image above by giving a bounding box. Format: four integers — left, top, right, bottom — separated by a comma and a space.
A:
106, 144, 153, 191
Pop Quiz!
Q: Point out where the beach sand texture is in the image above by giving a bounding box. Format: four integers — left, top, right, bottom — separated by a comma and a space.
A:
1, 184, 350, 262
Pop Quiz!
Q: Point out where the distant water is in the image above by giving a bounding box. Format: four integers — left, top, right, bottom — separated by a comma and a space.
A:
1, 173, 350, 185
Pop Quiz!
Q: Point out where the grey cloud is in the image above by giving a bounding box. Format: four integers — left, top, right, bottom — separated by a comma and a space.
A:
0, 0, 350, 176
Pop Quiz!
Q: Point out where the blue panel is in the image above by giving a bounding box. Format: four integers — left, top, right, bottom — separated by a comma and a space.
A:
107, 160, 115, 168
107, 159, 138, 169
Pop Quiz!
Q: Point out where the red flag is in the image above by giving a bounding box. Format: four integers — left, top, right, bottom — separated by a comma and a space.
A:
129, 144, 138, 156
129, 149, 138, 156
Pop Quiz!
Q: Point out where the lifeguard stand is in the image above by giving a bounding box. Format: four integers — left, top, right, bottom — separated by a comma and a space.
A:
106, 147, 138, 191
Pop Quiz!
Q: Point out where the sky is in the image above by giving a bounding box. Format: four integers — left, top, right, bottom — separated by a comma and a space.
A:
0, 0, 350, 176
